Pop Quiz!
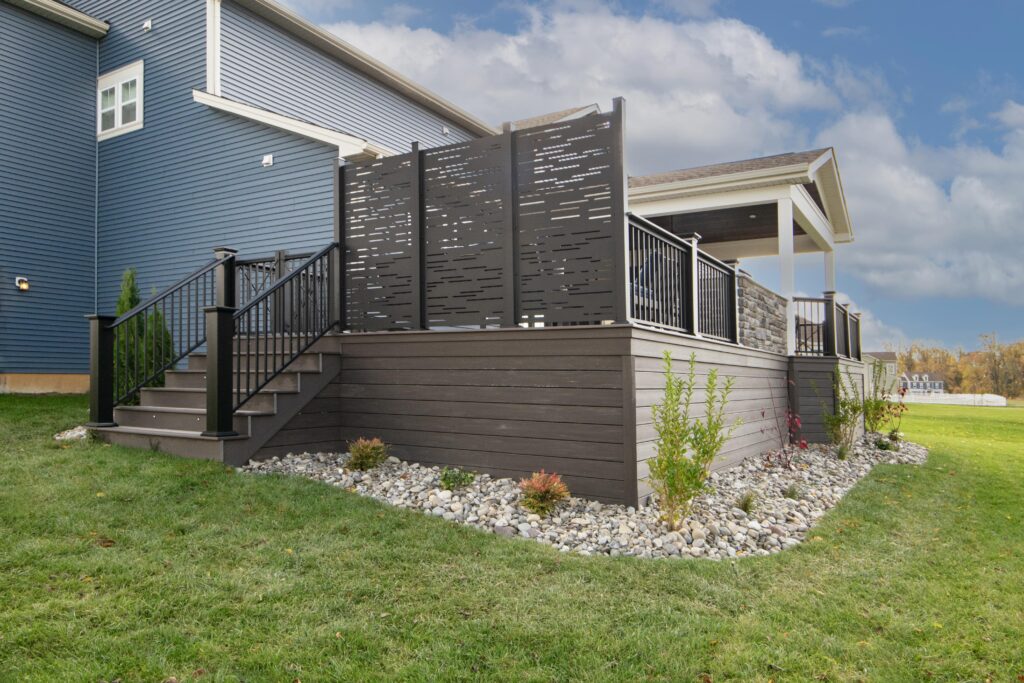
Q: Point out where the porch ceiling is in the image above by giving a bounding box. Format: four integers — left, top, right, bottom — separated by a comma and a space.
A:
647, 203, 806, 244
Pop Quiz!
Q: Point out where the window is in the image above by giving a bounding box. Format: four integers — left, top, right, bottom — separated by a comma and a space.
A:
97, 61, 143, 139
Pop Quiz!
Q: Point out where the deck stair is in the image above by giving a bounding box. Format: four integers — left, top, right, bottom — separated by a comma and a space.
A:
93, 338, 339, 465
87, 243, 342, 466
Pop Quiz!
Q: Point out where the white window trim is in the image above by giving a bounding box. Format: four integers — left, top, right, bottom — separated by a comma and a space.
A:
97, 60, 144, 141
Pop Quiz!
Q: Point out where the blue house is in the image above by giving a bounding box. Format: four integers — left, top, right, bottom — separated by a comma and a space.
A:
0, 0, 495, 393
1, 0, 867, 504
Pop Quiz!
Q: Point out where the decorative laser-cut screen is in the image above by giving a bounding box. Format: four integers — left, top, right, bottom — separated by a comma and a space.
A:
342, 110, 623, 331
423, 136, 510, 328
343, 155, 417, 331
515, 115, 618, 326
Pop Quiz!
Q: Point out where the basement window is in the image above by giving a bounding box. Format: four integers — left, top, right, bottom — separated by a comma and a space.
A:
97, 61, 144, 140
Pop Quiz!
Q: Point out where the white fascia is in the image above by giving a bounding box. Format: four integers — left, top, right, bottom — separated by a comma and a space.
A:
790, 184, 834, 252
192, 90, 391, 160
7, 0, 108, 38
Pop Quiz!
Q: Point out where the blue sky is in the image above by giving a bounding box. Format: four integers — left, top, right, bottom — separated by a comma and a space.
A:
284, 0, 1024, 350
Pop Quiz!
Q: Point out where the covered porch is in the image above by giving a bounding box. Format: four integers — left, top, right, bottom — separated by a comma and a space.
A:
628, 148, 859, 358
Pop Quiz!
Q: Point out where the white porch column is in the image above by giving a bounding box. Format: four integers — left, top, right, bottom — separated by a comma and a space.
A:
778, 198, 795, 355
824, 249, 836, 292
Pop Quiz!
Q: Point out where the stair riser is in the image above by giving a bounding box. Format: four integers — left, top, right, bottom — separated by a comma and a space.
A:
94, 430, 224, 461
165, 371, 300, 392
114, 408, 253, 435
139, 389, 277, 412
187, 353, 322, 373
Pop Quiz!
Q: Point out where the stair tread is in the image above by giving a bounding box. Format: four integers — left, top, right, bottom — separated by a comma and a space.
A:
141, 386, 299, 395
167, 368, 304, 375
93, 425, 249, 441
116, 405, 273, 417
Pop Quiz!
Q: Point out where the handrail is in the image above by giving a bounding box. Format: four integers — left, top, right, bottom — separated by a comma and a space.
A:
230, 242, 339, 411
107, 253, 233, 406
111, 257, 221, 326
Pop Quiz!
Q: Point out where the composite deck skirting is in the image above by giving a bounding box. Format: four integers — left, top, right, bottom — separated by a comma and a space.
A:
255, 326, 812, 506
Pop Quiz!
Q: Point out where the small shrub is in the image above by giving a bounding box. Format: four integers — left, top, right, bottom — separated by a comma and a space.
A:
783, 483, 802, 500
519, 470, 570, 516
439, 466, 474, 491
864, 359, 895, 433
836, 444, 850, 460
823, 367, 864, 456
647, 352, 739, 530
347, 437, 389, 470
875, 438, 893, 451
735, 490, 757, 514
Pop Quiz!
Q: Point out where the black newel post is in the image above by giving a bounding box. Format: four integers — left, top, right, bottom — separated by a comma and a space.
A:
823, 290, 838, 357
86, 314, 117, 427
330, 162, 344, 330
203, 248, 237, 437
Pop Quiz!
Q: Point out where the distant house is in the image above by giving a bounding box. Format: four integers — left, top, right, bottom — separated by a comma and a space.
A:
864, 351, 900, 390
901, 371, 945, 394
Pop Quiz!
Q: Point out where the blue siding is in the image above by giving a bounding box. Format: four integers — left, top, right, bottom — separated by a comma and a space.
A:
66, 0, 338, 311
220, 1, 475, 152
0, 3, 97, 374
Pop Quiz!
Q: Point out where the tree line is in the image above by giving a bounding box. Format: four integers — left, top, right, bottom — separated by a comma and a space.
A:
896, 335, 1024, 398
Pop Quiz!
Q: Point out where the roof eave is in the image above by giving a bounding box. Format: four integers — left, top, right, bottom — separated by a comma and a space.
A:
232, 0, 498, 138
629, 162, 814, 201
6, 0, 108, 38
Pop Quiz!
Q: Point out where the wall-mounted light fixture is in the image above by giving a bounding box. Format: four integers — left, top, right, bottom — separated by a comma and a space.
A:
261, 154, 274, 167
442, 126, 451, 136
142, 19, 153, 32
15, 277, 29, 291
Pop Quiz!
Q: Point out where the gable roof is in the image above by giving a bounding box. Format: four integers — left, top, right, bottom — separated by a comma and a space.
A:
512, 104, 600, 130
628, 147, 853, 243
4, 0, 108, 37
232, 0, 497, 138
864, 351, 898, 362
628, 149, 830, 189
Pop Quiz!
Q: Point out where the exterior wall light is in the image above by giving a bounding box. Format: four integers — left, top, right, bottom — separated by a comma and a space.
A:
15, 277, 30, 291
143, 19, 153, 32
262, 154, 274, 167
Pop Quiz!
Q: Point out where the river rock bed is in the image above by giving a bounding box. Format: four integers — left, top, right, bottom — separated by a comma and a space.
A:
241, 434, 927, 560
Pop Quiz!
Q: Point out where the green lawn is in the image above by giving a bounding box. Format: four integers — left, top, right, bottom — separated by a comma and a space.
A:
2, 396, 1022, 682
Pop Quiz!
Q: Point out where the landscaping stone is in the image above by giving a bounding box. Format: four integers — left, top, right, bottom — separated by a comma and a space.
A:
241, 433, 927, 561
54, 426, 88, 442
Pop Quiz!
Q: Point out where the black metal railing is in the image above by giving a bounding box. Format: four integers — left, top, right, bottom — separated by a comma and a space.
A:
627, 214, 737, 343
627, 215, 692, 333
696, 252, 736, 342
229, 243, 338, 413
236, 250, 314, 310
87, 250, 235, 423
792, 294, 861, 360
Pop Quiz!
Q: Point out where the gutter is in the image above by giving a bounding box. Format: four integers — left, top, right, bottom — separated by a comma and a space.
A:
5, 0, 109, 37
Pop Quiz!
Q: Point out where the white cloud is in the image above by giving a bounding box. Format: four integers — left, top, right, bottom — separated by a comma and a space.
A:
994, 100, 1024, 128
320, 3, 1024, 313
656, 0, 719, 18
323, 6, 837, 170
834, 293, 909, 350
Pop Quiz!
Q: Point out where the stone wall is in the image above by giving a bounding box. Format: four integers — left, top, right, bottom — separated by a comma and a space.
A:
737, 273, 788, 355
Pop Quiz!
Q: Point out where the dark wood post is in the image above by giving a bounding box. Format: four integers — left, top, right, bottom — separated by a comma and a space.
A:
86, 314, 117, 427
202, 305, 237, 437
501, 122, 520, 328
688, 237, 701, 337
823, 291, 837, 357
609, 96, 629, 324
331, 162, 344, 330
729, 263, 740, 345
409, 141, 426, 329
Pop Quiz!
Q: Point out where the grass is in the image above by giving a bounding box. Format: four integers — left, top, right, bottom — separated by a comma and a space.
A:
1, 396, 1023, 682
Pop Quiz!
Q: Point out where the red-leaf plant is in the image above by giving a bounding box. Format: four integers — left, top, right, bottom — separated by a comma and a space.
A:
760, 379, 808, 469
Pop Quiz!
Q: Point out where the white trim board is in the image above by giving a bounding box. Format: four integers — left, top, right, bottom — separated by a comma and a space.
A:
5, 0, 108, 38
192, 90, 392, 160
205, 0, 222, 96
